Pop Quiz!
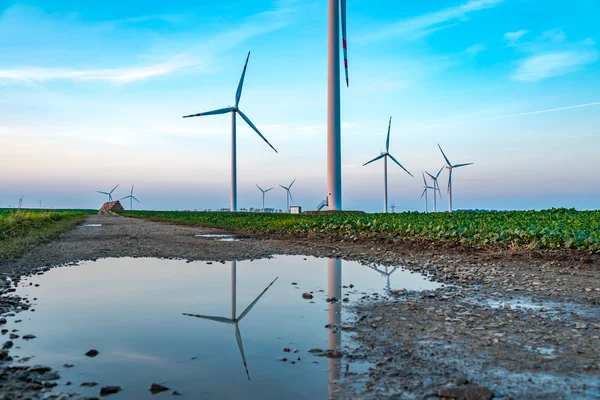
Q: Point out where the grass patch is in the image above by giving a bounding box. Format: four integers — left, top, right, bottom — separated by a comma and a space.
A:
121, 208, 600, 253
0, 209, 94, 262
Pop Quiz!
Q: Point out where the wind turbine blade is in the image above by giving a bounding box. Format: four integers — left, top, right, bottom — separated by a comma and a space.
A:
340, 0, 349, 86
237, 109, 278, 153
235, 52, 251, 108
453, 163, 474, 168
265, 187, 274, 192
120, 196, 130, 200
420, 188, 426, 199
234, 325, 251, 381
182, 314, 233, 324
425, 171, 436, 180
279, 185, 288, 190
97, 191, 109, 195
238, 277, 279, 321
256, 184, 263, 192
362, 153, 385, 166
422, 171, 427, 186
130, 185, 134, 195
183, 107, 235, 118
436, 166, 444, 179
132, 196, 141, 203
385, 116, 391, 152
289, 179, 296, 189
110, 184, 119, 194
388, 154, 413, 177
438, 144, 452, 166
288, 191, 294, 204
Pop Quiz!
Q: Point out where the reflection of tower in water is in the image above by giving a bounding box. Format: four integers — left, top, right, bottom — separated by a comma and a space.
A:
327, 258, 342, 398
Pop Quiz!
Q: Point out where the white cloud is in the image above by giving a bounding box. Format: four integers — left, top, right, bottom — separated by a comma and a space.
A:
0, 56, 197, 83
359, 0, 504, 42
541, 28, 566, 43
512, 50, 598, 81
463, 43, 487, 55
504, 29, 528, 45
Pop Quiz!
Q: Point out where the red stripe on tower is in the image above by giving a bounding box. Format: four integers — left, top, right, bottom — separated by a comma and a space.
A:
343, 39, 347, 49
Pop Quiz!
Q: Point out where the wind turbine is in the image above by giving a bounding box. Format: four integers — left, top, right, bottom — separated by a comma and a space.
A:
420, 172, 435, 213
120, 185, 141, 211
183, 261, 278, 381
438, 144, 473, 212
425, 167, 444, 212
182, 52, 278, 212
256, 185, 273, 211
96, 184, 119, 202
279, 179, 296, 212
362, 117, 413, 213
364, 264, 399, 289
327, 0, 350, 211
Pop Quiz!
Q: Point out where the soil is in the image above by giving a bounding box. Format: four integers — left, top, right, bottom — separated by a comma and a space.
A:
0, 214, 598, 399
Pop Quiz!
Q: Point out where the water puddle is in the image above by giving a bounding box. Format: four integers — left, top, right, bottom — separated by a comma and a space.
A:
84, 224, 102, 227
194, 234, 240, 242
6, 256, 438, 399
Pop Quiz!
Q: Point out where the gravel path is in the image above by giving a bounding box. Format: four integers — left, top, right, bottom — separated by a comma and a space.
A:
0, 214, 598, 399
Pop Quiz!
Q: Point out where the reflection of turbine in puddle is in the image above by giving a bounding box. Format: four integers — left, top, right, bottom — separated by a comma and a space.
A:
328, 258, 342, 398
364, 264, 398, 289
183, 261, 278, 380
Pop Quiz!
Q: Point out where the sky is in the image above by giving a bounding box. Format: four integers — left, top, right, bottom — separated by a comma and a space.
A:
1, 0, 599, 212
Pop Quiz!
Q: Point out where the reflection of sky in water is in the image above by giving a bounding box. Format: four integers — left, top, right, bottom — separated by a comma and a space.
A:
83, 224, 102, 227
9, 256, 438, 399
194, 234, 240, 242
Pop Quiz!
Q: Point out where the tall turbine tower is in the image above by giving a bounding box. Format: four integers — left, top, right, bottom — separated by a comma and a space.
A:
420, 172, 435, 213
183, 261, 278, 381
425, 167, 444, 212
120, 185, 140, 211
362, 117, 412, 213
183, 52, 278, 212
256, 185, 273, 211
327, 0, 350, 211
279, 179, 296, 212
438, 144, 473, 212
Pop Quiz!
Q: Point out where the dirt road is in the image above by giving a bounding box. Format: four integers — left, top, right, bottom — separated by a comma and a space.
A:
0, 214, 599, 399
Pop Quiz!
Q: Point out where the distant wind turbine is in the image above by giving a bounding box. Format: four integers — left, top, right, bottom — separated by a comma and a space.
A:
96, 184, 119, 202
425, 167, 444, 212
183, 261, 278, 381
326, 0, 350, 211
120, 185, 141, 211
279, 179, 296, 212
438, 144, 473, 212
256, 185, 273, 211
363, 117, 413, 213
182, 52, 278, 212
420, 172, 435, 213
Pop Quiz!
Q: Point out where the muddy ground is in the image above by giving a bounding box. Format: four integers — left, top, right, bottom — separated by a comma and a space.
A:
0, 213, 598, 399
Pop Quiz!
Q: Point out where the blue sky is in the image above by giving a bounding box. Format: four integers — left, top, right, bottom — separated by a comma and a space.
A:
1, 0, 599, 212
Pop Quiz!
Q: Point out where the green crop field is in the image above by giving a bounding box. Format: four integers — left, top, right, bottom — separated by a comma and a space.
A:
121, 208, 600, 253
0, 209, 94, 261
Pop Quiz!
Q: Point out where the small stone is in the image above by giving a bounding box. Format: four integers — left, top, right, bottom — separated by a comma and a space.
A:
65, 381, 72, 386
0, 351, 9, 360
503, 303, 511, 310
63, 363, 75, 368
27, 365, 51, 373
342, 297, 349, 302
100, 385, 121, 396
23, 334, 36, 340
86, 349, 99, 357
172, 391, 182, 396
149, 383, 170, 394
3, 340, 13, 349
308, 348, 323, 354
291, 282, 298, 285
283, 348, 291, 352
302, 293, 314, 299
40, 371, 61, 381
0, 318, 6, 324
438, 385, 492, 400
81, 381, 98, 387
277, 357, 288, 362
9, 333, 19, 339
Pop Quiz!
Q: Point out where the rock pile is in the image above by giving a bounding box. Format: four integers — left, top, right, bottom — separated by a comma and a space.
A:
99, 201, 124, 212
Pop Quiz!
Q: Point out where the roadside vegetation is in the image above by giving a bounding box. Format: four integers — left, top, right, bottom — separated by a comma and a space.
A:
121, 208, 600, 253
0, 209, 93, 261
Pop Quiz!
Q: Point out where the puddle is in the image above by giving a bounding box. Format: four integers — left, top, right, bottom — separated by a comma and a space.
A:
194, 234, 240, 242
477, 297, 595, 318
84, 224, 102, 227
7, 256, 438, 399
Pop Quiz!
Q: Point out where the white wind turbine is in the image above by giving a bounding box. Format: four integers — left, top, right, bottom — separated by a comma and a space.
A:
326, 0, 350, 211
120, 185, 140, 211
363, 117, 413, 213
420, 172, 435, 213
96, 184, 119, 202
182, 52, 278, 212
425, 167, 444, 212
438, 144, 473, 212
183, 261, 278, 381
279, 179, 296, 212
256, 185, 273, 211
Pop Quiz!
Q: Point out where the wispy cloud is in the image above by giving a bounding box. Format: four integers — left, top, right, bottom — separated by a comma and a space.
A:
0, 56, 197, 83
504, 29, 528, 45
359, 0, 504, 43
463, 43, 487, 55
512, 50, 598, 81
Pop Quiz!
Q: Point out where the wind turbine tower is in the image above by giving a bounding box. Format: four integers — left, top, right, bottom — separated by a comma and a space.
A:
420, 172, 435, 213
363, 117, 412, 213
438, 144, 473, 212
279, 179, 296, 212
426, 167, 444, 212
182, 52, 278, 212
121, 185, 141, 211
256, 185, 273, 211
327, 0, 350, 211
